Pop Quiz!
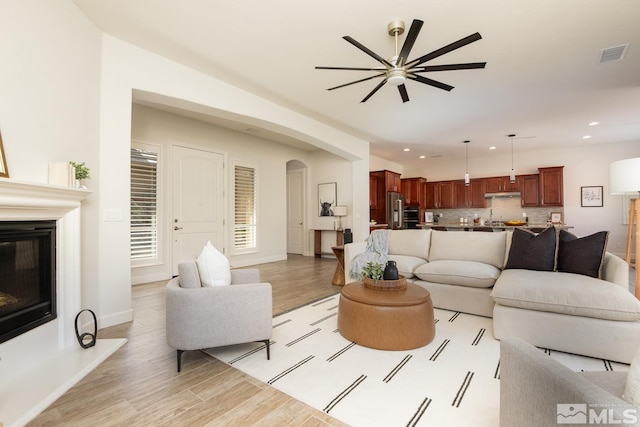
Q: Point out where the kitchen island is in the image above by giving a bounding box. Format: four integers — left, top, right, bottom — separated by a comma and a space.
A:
418, 223, 573, 231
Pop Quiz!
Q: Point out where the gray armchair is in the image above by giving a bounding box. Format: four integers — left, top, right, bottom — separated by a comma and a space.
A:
500, 337, 638, 426
166, 262, 273, 372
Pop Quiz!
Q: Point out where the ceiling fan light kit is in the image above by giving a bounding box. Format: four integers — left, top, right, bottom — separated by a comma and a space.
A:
316, 19, 486, 103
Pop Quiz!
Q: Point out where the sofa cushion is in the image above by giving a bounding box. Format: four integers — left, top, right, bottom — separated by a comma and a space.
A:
491, 269, 640, 321
428, 230, 507, 269
178, 262, 202, 288
388, 229, 431, 260
414, 260, 501, 288
196, 241, 231, 287
387, 254, 427, 279
505, 227, 557, 271
623, 347, 640, 405
557, 230, 609, 279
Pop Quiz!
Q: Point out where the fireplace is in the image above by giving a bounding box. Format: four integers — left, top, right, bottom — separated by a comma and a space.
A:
0, 220, 57, 344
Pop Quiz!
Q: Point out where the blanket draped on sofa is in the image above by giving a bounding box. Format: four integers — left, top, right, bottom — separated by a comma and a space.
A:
348, 229, 390, 279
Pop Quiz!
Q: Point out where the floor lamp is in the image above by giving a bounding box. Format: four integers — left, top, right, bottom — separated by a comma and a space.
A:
610, 158, 640, 298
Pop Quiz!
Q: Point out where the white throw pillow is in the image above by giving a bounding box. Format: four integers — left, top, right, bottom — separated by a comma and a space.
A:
196, 241, 231, 287
623, 347, 640, 405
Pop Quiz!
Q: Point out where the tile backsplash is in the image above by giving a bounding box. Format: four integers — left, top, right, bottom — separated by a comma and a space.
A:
427, 195, 563, 225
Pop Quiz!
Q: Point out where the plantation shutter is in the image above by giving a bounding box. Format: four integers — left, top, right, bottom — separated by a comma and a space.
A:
234, 164, 257, 250
130, 148, 158, 261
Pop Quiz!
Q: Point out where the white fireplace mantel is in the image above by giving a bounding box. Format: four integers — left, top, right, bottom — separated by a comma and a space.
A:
0, 178, 126, 427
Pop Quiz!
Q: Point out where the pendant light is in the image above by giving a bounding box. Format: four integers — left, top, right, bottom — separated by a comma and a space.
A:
464, 140, 470, 186
508, 134, 516, 183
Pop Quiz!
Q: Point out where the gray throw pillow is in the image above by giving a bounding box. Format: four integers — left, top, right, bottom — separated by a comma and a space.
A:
505, 227, 557, 271
557, 230, 609, 278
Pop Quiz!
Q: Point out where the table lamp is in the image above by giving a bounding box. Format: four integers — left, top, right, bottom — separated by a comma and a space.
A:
610, 157, 640, 297
333, 206, 347, 246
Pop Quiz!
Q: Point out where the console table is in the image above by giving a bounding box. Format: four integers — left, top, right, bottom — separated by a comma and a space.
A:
313, 229, 343, 257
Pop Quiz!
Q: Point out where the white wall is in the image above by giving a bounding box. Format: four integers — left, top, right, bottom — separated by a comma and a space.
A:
403, 141, 640, 258
370, 155, 403, 175
0, 0, 370, 329
96, 33, 369, 325
131, 104, 323, 282
0, 0, 103, 316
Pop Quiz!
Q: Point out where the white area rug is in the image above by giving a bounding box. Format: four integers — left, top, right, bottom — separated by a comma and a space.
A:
205, 294, 629, 427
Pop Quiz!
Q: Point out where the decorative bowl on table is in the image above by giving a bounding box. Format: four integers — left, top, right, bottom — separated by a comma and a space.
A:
504, 220, 527, 226
362, 276, 407, 291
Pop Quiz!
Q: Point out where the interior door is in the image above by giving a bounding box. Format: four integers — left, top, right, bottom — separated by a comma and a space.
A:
287, 169, 304, 254
172, 145, 224, 275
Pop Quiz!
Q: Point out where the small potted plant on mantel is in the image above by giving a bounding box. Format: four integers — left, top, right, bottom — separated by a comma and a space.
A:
69, 161, 90, 188
361, 261, 407, 291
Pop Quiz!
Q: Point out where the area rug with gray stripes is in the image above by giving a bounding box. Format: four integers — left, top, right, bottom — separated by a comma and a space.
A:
205, 294, 628, 427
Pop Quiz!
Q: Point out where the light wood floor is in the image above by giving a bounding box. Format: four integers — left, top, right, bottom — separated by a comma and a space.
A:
29, 255, 350, 427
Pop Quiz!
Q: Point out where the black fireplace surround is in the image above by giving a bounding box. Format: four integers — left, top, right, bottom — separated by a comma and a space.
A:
0, 220, 56, 344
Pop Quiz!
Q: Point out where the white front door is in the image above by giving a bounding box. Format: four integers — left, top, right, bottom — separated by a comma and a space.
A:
287, 169, 304, 254
172, 145, 224, 275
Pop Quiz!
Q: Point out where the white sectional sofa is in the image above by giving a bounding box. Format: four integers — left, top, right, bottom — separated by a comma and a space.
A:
344, 228, 640, 363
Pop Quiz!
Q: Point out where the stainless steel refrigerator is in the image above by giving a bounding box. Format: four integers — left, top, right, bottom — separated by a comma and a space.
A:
386, 192, 404, 229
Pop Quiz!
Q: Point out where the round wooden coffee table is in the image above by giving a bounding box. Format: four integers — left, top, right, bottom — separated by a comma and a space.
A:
338, 281, 435, 350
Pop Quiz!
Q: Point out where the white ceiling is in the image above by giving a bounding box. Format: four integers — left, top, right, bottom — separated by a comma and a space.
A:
74, 0, 640, 168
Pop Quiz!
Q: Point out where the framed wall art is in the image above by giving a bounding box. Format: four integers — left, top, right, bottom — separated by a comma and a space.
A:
318, 182, 336, 216
550, 212, 563, 224
581, 186, 603, 207
0, 130, 9, 178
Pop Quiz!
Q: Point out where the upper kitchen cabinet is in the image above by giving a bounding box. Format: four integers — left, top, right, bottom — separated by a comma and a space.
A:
424, 181, 439, 209
520, 174, 540, 207
453, 179, 486, 208
485, 176, 520, 193
369, 174, 379, 209
370, 170, 401, 194
401, 177, 426, 206
438, 181, 455, 209
539, 166, 564, 206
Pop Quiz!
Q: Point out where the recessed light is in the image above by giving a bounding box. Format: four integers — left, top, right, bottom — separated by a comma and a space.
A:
403, 148, 410, 152
583, 135, 592, 139
589, 121, 599, 126
489, 146, 497, 150
419, 155, 426, 159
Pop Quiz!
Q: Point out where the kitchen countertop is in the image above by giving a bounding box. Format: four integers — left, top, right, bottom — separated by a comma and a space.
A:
418, 222, 573, 230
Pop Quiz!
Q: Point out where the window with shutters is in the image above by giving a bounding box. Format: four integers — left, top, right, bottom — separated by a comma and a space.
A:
233, 162, 257, 253
131, 144, 160, 265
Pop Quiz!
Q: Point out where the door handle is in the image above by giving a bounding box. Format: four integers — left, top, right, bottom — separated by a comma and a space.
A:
174, 226, 183, 231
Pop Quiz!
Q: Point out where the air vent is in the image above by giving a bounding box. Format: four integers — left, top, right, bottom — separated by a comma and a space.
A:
599, 44, 629, 63
430, 154, 444, 158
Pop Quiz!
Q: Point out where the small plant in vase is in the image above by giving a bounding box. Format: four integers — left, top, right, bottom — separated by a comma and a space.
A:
361, 262, 384, 280
69, 162, 90, 188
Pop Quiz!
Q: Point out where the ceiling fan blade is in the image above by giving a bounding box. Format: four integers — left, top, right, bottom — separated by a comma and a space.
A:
343, 36, 394, 68
316, 66, 387, 71
361, 79, 387, 103
327, 73, 386, 91
406, 32, 483, 68
407, 74, 454, 91
398, 84, 409, 103
411, 62, 487, 72
397, 19, 424, 66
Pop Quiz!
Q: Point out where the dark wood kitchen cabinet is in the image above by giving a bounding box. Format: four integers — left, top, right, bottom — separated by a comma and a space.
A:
520, 174, 540, 207
369, 174, 379, 209
453, 179, 486, 208
438, 181, 455, 209
539, 166, 564, 207
401, 177, 426, 206
484, 176, 520, 193
423, 181, 439, 209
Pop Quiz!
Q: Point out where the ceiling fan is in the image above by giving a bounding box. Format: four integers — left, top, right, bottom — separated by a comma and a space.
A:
316, 19, 486, 103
